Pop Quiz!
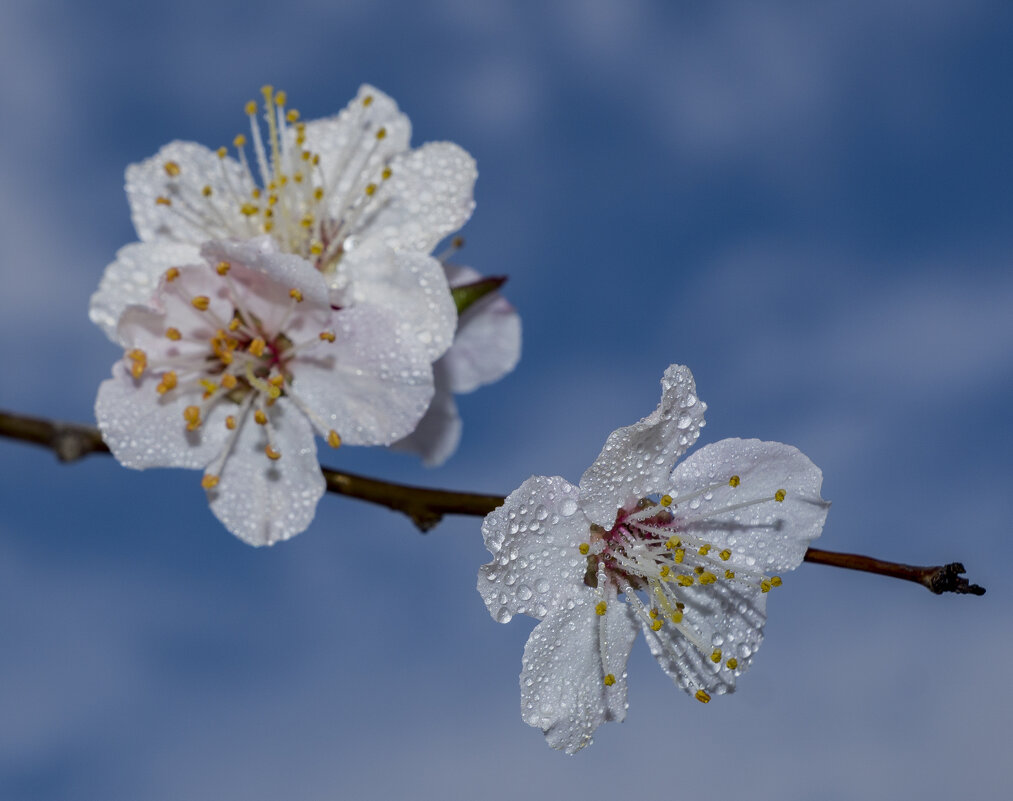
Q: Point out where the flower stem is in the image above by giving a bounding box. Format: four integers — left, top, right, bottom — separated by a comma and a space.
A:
0, 408, 986, 595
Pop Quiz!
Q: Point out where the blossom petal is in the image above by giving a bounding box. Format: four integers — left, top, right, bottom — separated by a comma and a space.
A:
287, 305, 434, 446
520, 599, 634, 754
478, 476, 590, 623
601, 601, 640, 724
89, 241, 201, 343
579, 364, 707, 528
362, 142, 477, 253
199, 239, 330, 337
95, 363, 230, 470
638, 582, 767, 699
302, 85, 412, 211
389, 380, 462, 467
667, 438, 829, 573
334, 241, 456, 362
441, 264, 521, 394
206, 397, 325, 546
126, 141, 252, 243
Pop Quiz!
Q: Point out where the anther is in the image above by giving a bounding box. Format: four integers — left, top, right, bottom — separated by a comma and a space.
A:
698, 544, 711, 555
254, 410, 268, 425
248, 338, 266, 357
191, 296, 210, 311
699, 572, 717, 585
363, 94, 374, 107
375, 127, 387, 140
726, 658, 739, 670
245, 100, 257, 115
202, 185, 212, 197
164, 161, 181, 177
382, 166, 392, 180
327, 430, 342, 448
225, 415, 237, 430
183, 405, 201, 430
201, 475, 219, 490
673, 548, 685, 564
665, 537, 681, 549
227, 317, 241, 332
660, 494, 673, 507
265, 445, 281, 460
760, 580, 772, 593
233, 134, 247, 148
670, 610, 683, 624
156, 371, 178, 394
719, 549, 732, 561
220, 374, 238, 390
729, 475, 741, 487
216, 146, 227, 158
166, 327, 181, 341
216, 261, 231, 275
695, 690, 711, 704
274, 90, 287, 105
578, 543, 590, 555
724, 570, 735, 579
775, 489, 786, 502
318, 331, 336, 342
603, 674, 616, 687
240, 203, 258, 216
289, 288, 303, 302
710, 649, 722, 664
595, 601, 608, 616
677, 575, 694, 587
165, 267, 180, 282
770, 576, 783, 587
126, 349, 147, 379
155, 196, 172, 207
286, 109, 300, 123
651, 619, 663, 631
659, 565, 671, 578
365, 183, 377, 196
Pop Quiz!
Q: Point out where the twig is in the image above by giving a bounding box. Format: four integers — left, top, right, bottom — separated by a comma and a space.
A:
0, 409, 986, 595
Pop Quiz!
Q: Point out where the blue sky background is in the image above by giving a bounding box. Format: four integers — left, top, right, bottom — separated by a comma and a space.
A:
2, 0, 1011, 798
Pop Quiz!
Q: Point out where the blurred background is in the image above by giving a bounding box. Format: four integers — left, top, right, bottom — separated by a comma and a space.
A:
1, 1, 1011, 798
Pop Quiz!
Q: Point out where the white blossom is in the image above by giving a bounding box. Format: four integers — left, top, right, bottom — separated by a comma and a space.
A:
95, 238, 434, 546
90, 84, 472, 365
393, 263, 521, 465
478, 365, 829, 753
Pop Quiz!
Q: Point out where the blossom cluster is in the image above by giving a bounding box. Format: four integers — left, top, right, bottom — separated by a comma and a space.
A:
90, 85, 520, 544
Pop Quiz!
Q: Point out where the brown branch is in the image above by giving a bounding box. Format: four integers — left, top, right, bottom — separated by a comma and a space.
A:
0, 409, 986, 595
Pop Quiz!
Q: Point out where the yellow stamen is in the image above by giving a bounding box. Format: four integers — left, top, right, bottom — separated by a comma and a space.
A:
202, 185, 212, 197
183, 405, 201, 430
156, 371, 177, 395
248, 338, 266, 357
225, 415, 237, 430
220, 374, 238, 390
216, 261, 231, 275
216, 146, 227, 158
770, 576, 783, 587
719, 549, 732, 561
165, 267, 180, 282
670, 610, 683, 624
201, 475, 219, 490
660, 494, 672, 507
265, 445, 281, 460
724, 570, 735, 579
578, 542, 590, 555
244, 100, 257, 115
233, 133, 247, 148
726, 658, 738, 670
595, 601, 607, 616
381, 166, 392, 180
327, 430, 342, 448
698, 544, 711, 555
651, 619, 663, 631
695, 690, 711, 704
289, 288, 303, 302
760, 580, 772, 593
363, 94, 374, 107
775, 489, 786, 502
166, 327, 181, 341
711, 649, 722, 663
676, 575, 694, 587
729, 475, 740, 487
155, 196, 171, 206
254, 410, 268, 425
603, 674, 616, 687
163, 161, 181, 177
191, 296, 210, 311
673, 548, 685, 564
318, 331, 336, 342
365, 183, 376, 196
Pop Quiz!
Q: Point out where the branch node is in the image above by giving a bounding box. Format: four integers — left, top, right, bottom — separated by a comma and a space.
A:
924, 562, 986, 596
